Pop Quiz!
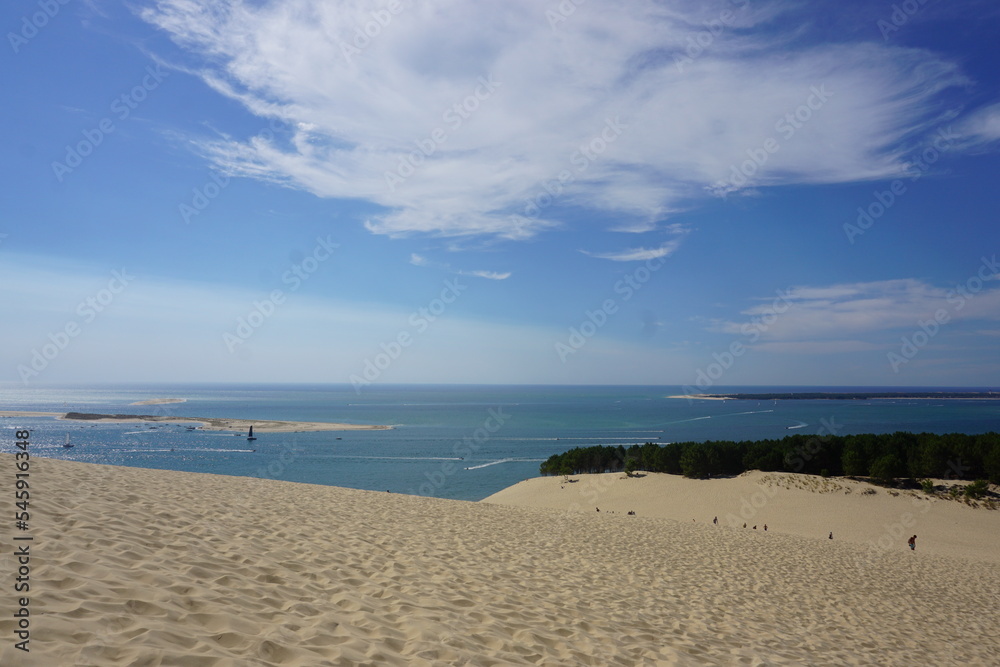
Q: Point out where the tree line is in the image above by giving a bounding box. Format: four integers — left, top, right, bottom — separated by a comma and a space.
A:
539, 432, 1000, 484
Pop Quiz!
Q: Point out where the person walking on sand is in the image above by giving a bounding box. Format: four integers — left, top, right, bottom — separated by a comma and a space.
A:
713, 516, 718, 525
908, 535, 916, 551
829, 532, 833, 540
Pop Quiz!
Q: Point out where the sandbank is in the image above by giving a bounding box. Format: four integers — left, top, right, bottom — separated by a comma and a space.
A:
130, 398, 187, 406
665, 394, 729, 400
0, 411, 63, 418
1, 457, 997, 665
0, 411, 390, 433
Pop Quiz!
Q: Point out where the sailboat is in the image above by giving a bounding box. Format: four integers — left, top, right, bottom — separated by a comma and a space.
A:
63, 433, 74, 448
247, 425, 257, 441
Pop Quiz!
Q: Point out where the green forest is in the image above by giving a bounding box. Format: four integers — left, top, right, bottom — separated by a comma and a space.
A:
539, 432, 1000, 485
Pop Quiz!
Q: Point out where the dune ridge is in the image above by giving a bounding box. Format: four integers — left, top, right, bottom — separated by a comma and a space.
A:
2, 457, 998, 665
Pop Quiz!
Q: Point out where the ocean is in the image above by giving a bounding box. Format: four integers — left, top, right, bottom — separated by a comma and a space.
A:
2, 384, 998, 501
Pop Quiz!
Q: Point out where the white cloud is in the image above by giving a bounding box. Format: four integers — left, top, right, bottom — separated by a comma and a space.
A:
956, 101, 1000, 148
581, 240, 683, 262
714, 275, 1000, 343
142, 0, 970, 240
461, 269, 511, 281
582, 224, 689, 261
408, 252, 509, 279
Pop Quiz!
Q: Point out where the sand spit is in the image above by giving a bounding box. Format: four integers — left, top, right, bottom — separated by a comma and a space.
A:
130, 398, 187, 406
2, 458, 998, 666
665, 394, 729, 400
0, 412, 61, 418
666, 393, 1000, 401
0, 411, 390, 433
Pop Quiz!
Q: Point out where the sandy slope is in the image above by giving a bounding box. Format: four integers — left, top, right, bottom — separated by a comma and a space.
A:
483, 471, 1000, 564
1, 457, 997, 666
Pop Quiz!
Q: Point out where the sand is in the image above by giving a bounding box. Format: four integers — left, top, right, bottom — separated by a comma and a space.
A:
130, 398, 187, 406
2, 458, 998, 666
665, 394, 728, 400
0, 411, 390, 433
0, 412, 61, 418
484, 470, 1000, 564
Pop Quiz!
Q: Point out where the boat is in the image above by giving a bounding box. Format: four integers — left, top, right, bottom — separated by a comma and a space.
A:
247, 425, 257, 441
63, 433, 74, 449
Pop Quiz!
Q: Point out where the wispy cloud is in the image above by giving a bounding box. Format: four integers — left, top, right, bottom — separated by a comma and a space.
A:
409, 253, 510, 280
142, 0, 974, 241
581, 241, 683, 262
713, 275, 1000, 345
956, 101, 1000, 149
581, 223, 689, 261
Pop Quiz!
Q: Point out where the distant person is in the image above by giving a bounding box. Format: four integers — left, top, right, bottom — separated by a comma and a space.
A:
713, 516, 718, 525
908, 535, 916, 551
753, 525, 757, 530
743, 523, 746, 528
829, 532, 833, 540
596, 507, 600, 512
764, 524, 767, 531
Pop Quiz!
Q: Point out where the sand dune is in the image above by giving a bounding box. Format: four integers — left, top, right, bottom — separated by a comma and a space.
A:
484, 470, 1000, 564
2, 457, 998, 666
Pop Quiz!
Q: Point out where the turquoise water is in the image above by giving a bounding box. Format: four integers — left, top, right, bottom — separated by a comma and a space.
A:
2, 384, 998, 501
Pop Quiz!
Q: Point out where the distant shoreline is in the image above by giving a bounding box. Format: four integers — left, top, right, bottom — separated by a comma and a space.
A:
668, 392, 1000, 401
0, 411, 391, 433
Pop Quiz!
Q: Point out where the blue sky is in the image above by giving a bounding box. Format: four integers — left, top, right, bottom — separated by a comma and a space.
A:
2, 0, 999, 387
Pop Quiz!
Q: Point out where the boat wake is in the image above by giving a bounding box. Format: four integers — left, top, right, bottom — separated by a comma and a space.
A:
116, 448, 257, 453
324, 455, 465, 462
665, 416, 713, 424
554, 436, 663, 440
464, 457, 545, 471
721, 410, 775, 417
